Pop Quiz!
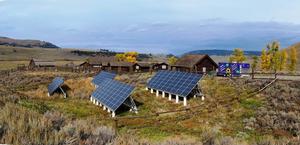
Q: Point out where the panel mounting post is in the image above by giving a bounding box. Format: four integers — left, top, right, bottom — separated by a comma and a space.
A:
169, 93, 172, 101
176, 95, 179, 103
183, 96, 187, 106
162, 92, 165, 98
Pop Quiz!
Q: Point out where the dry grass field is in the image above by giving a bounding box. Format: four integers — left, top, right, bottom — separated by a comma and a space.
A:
0, 60, 85, 70
0, 46, 87, 70
1, 70, 300, 144
0, 45, 86, 61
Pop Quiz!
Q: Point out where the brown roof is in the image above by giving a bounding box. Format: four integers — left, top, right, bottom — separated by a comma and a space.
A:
135, 62, 153, 67
31, 59, 55, 66
174, 54, 216, 68
88, 56, 117, 65
153, 62, 168, 66
110, 61, 134, 67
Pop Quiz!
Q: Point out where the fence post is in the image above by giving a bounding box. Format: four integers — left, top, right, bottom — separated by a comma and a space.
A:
114, 119, 118, 134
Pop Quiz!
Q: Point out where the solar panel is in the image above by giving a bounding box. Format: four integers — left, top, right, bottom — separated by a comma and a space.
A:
48, 77, 64, 95
147, 70, 202, 97
92, 71, 116, 86
92, 79, 135, 112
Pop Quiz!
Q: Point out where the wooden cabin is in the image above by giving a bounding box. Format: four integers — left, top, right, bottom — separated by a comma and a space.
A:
152, 62, 169, 71
133, 62, 152, 72
87, 56, 117, 72
110, 61, 134, 73
28, 58, 55, 70
79, 61, 90, 70
171, 54, 218, 73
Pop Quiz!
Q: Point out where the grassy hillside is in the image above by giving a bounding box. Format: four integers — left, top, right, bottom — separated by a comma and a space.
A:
0, 46, 86, 61
1, 71, 299, 144
0, 36, 59, 48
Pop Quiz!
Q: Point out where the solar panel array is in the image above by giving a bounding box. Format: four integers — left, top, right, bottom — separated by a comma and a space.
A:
92, 79, 135, 112
92, 71, 116, 86
48, 77, 64, 95
147, 71, 202, 97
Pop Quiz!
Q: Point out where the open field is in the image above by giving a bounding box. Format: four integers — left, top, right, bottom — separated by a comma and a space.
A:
0, 46, 87, 70
0, 46, 86, 61
1, 70, 300, 144
0, 60, 85, 70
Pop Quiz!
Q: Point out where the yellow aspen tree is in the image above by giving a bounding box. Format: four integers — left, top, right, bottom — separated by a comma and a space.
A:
126, 56, 137, 63
279, 50, 288, 71
229, 48, 246, 63
168, 56, 178, 65
260, 49, 270, 71
273, 51, 281, 72
288, 47, 297, 73
251, 55, 258, 72
115, 53, 126, 61
267, 41, 280, 72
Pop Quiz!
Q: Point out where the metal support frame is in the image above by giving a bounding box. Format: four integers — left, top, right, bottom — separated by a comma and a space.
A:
123, 96, 138, 113
59, 86, 67, 98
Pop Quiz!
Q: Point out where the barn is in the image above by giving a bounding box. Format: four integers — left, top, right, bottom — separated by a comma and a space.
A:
171, 54, 218, 73
28, 58, 55, 69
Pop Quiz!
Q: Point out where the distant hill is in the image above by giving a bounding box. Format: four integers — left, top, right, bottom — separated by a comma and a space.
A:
0, 36, 59, 48
185, 49, 261, 56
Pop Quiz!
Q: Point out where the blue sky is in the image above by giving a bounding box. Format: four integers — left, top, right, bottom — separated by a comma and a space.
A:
1, 0, 300, 54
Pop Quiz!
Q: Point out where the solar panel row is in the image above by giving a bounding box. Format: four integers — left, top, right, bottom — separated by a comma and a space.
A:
92, 79, 135, 112
48, 77, 64, 95
92, 71, 116, 86
147, 70, 202, 97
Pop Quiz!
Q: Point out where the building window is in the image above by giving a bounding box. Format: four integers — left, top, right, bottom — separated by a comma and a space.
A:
202, 67, 206, 73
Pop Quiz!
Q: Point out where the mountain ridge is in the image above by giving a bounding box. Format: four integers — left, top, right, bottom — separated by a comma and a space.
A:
184, 49, 261, 56
0, 36, 59, 48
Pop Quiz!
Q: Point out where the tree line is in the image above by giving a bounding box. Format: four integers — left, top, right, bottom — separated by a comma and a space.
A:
229, 41, 298, 73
